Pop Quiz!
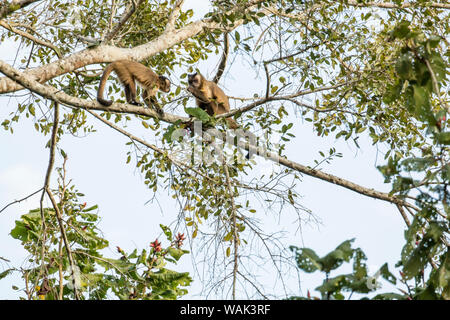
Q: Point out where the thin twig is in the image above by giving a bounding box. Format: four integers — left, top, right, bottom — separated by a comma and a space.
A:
222, 159, 238, 300
0, 187, 43, 214
102, 0, 145, 43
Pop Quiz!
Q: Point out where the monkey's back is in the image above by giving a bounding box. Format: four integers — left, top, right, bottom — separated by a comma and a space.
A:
112, 60, 158, 88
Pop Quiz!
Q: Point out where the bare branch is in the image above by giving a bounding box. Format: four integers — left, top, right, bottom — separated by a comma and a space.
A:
0, 187, 43, 214
213, 32, 229, 84
222, 159, 239, 300
218, 81, 356, 119
46, 187, 80, 299
424, 58, 450, 114
263, 62, 270, 99
37, 101, 60, 292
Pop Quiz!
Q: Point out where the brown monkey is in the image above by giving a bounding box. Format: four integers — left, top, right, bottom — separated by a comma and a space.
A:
187, 72, 238, 129
188, 72, 257, 159
97, 60, 171, 109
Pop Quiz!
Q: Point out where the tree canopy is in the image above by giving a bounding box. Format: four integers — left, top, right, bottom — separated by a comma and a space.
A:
0, 0, 448, 300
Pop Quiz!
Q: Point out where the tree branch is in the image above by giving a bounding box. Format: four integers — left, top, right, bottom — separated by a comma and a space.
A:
213, 32, 229, 84
37, 101, 59, 292
102, 0, 145, 43
0, 59, 416, 212
222, 158, 239, 300
0, 0, 268, 94
46, 187, 80, 299
0, 0, 40, 19
0, 187, 43, 215
0, 20, 61, 57
347, 1, 450, 9
164, 0, 185, 33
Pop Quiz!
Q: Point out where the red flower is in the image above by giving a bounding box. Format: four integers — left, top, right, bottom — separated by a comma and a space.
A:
175, 233, 186, 248
150, 239, 162, 252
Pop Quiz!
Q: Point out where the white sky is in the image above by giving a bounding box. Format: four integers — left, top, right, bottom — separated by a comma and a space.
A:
0, 0, 406, 299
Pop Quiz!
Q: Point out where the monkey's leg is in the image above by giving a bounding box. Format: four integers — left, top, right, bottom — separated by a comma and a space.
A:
124, 85, 133, 104
128, 79, 142, 106
143, 90, 161, 114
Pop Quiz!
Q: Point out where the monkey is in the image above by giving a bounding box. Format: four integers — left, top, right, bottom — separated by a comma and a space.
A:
97, 60, 171, 111
187, 72, 238, 129
188, 72, 258, 160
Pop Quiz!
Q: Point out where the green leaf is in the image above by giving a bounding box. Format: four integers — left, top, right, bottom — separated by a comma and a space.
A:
184, 107, 212, 123
395, 53, 415, 80
372, 292, 407, 300
403, 222, 445, 279
435, 132, 450, 145
160, 224, 173, 241
412, 85, 435, 125
315, 274, 349, 297
290, 247, 322, 273
168, 248, 187, 261
378, 263, 396, 285
391, 21, 411, 39
0, 269, 13, 280
84, 205, 98, 212
320, 239, 355, 273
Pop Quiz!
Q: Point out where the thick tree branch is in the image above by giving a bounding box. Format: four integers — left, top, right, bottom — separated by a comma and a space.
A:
0, 60, 417, 214
0, 59, 189, 123
396, 204, 411, 227
0, 0, 268, 94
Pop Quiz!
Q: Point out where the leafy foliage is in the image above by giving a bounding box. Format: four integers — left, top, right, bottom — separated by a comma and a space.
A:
0, 0, 449, 299
291, 28, 449, 301
7, 184, 191, 300
290, 239, 398, 300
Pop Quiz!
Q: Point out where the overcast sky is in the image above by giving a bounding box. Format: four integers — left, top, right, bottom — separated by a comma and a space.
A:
0, 0, 406, 299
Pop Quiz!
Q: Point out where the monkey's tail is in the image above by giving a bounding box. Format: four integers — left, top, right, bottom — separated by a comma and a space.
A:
97, 63, 115, 106
226, 117, 239, 129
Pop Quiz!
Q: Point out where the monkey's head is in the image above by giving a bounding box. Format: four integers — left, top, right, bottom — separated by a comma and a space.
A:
158, 76, 171, 93
187, 72, 203, 89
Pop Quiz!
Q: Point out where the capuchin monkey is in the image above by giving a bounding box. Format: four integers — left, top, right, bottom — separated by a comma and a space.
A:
187, 72, 238, 129
97, 60, 171, 111
188, 72, 257, 159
